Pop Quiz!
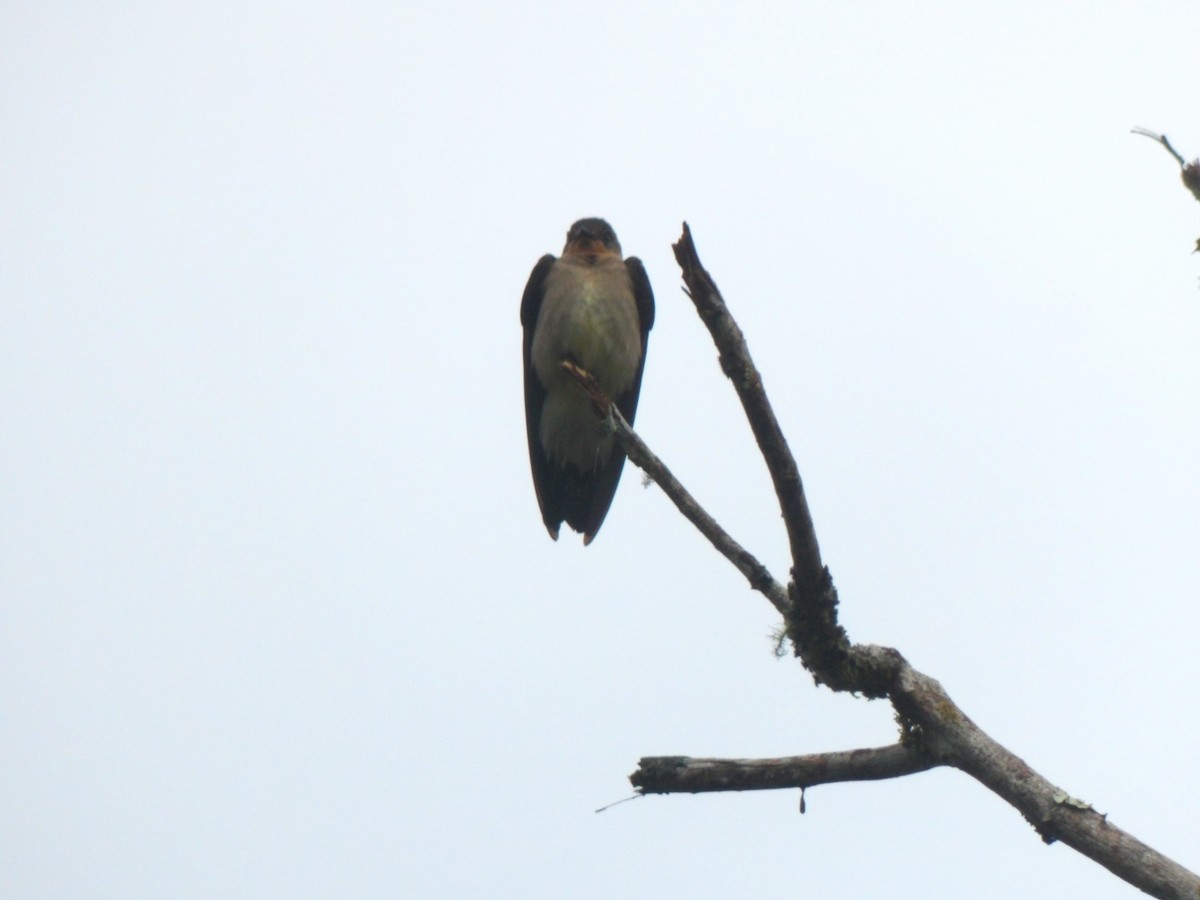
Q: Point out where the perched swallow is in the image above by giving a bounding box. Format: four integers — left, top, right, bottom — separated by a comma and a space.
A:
520, 218, 655, 544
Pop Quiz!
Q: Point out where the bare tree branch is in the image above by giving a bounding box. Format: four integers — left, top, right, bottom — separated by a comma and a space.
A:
1133, 127, 1200, 254
586, 224, 1200, 899
887, 656, 1200, 898
1132, 127, 1200, 204
560, 359, 789, 614
632, 744, 936, 794
1133, 126, 1191, 170
671, 225, 890, 697
672, 225, 825, 597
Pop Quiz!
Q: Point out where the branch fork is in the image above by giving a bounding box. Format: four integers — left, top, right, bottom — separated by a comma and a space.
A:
588, 222, 1199, 899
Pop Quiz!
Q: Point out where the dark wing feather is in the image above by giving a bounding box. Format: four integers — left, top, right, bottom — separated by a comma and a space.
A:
574, 256, 655, 543
521, 254, 561, 538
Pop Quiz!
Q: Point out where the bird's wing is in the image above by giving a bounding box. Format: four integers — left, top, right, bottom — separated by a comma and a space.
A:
521, 254, 560, 537
616, 256, 655, 427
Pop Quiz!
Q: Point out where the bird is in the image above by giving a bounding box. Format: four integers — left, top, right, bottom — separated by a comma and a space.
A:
520, 218, 655, 544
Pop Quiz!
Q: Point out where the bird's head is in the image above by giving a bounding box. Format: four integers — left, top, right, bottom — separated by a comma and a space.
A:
563, 218, 622, 261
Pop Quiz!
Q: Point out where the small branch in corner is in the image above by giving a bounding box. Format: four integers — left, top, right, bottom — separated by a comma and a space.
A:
1132, 127, 1200, 254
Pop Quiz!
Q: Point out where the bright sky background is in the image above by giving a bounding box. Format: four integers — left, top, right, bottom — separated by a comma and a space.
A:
3, 3, 1199, 898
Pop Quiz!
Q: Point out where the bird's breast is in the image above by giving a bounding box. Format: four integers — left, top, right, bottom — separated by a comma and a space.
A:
532, 260, 642, 396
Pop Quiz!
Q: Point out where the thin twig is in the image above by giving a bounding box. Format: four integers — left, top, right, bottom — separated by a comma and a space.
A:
1133, 126, 1189, 168
1132, 126, 1200, 206
560, 359, 790, 614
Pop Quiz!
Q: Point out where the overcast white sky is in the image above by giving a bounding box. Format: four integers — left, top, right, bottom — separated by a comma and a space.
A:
3, 3, 1200, 898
